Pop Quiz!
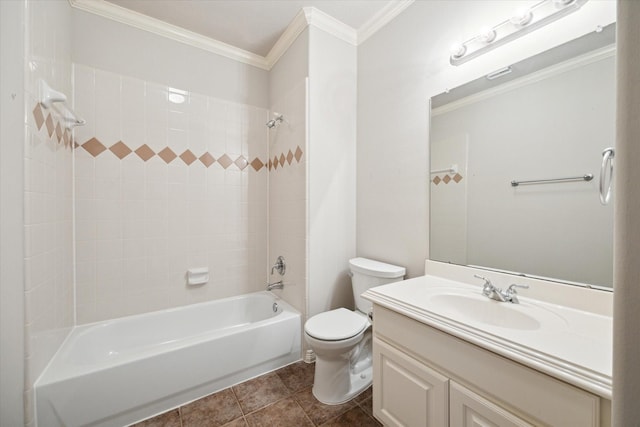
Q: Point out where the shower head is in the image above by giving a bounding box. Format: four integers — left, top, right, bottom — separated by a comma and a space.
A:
266, 114, 284, 129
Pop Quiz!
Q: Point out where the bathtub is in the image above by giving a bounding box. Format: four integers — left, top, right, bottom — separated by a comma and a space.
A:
35, 291, 301, 427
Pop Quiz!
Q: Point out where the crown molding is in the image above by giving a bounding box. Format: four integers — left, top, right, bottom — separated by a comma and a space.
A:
264, 8, 309, 70
358, 0, 414, 44
68, 0, 270, 70
68, 0, 411, 71
304, 7, 357, 46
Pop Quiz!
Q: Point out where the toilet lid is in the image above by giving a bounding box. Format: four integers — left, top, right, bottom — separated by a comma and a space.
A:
305, 308, 369, 341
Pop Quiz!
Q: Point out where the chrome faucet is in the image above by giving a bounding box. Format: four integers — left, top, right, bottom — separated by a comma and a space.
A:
474, 275, 529, 304
271, 256, 286, 276
504, 283, 529, 304
267, 280, 284, 291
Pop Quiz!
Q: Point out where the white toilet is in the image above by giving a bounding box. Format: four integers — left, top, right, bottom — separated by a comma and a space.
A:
304, 257, 405, 405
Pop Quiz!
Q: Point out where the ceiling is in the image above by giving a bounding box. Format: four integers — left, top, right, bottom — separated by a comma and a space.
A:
105, 0, 395, 57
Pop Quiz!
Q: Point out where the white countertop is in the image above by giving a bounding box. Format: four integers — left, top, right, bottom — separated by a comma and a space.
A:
363, 274, 612, 399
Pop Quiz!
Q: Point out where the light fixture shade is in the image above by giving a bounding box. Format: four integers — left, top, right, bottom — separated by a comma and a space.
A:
510, 8, 534, 27
449, 43, 467, 59
478, 27, 497, 44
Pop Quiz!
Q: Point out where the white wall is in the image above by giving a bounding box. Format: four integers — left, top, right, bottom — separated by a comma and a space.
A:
613, 0, 640, 424
71, 9, 269, 108
357, 0, 616, 278
307, 27, 357, 316
0, 2, 25, 425
268, 29, 309, 319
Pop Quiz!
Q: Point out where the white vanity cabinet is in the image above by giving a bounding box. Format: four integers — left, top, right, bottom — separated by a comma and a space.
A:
372, 305, 609, 427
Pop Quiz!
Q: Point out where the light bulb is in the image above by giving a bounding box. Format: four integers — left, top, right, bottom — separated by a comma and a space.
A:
478, 27, 497, 44
449, 43, 467, 59
510, 7, 533, 27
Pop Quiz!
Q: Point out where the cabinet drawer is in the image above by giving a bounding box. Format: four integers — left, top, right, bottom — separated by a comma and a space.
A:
450, 381, 533, 427
374, 306, 600, 427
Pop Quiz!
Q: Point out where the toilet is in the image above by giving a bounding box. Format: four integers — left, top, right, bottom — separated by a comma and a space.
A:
304, 257, 405, 405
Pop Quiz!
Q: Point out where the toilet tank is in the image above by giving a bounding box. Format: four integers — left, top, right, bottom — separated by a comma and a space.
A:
349, 257, 405, 314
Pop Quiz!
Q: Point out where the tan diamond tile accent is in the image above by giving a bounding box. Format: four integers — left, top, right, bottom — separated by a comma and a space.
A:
453, 173, 463, 183
279, 153, 285, 167
217, 154, 233, 169
235, 156, 248, 170
251, 158, 264, 172
110, 141, 132, 159
74, 141, 80, 149
180, 150, 197, 165
294, 146, 303, 162
33, 104, 45, 130
63, 129, 70, 148
272, 156, 279, 170
134, 144, 155, 161
443, 175, 452, 184
55, 122, 62, 143
158, 147, 177, 163
268, 159, 272, 170
199, 152, 215, 168
286, 150, 294, 165
82, 138, 107, 157
433, 176, 441, 185
45, 114, 55, 137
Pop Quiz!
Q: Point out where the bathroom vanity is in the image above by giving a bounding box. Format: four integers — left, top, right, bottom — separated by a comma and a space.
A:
362, 263, 612, 427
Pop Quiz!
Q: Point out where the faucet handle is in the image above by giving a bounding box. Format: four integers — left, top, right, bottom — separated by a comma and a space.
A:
505, 284, 529, 304
473, 274, 491, 285
507, 284, 529, 293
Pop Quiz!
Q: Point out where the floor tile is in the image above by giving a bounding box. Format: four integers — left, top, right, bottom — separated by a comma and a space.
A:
319, 406, 382, 427
244, 397, 313, 427
232, 372, 291, 414
293, 387, 356, 426
221, 417, 248, 427
358, 397, 374, 418
275, 361, 315, 393
354, 386, 372, 403
181, 388, 243, 427
131, 409, 181, 427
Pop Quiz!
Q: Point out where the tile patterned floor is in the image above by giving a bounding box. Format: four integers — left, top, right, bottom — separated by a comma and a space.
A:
132, 361, 381, 427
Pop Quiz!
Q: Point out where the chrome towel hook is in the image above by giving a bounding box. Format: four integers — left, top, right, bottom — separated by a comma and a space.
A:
599, 147, 615, 205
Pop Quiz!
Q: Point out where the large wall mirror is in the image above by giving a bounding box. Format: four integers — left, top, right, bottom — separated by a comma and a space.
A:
429, 24, 615, 289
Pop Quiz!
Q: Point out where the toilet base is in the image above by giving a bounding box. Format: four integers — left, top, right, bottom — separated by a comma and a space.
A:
311, 365, 372, 405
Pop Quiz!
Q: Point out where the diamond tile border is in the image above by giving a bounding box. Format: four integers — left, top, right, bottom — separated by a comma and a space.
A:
32, 102, 75, 150
432, 173, 464, 185
34, 100, 307, 173
75, 135, 304, 173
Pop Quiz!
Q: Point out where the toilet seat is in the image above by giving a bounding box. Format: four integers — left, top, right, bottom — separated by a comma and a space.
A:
305, 308, 369, 341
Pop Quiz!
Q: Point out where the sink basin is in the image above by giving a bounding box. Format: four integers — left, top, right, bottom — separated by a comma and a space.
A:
430, 293, 541, 330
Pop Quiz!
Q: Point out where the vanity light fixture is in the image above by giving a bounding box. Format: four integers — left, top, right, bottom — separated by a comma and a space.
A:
450, 0, 589, 66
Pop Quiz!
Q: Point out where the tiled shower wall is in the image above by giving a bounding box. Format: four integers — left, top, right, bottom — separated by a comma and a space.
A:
24, 1, 74, 425
72, 64, 284, 323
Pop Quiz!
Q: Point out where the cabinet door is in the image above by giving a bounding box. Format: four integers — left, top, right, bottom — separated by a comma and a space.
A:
373, 338, 449, 427
449, 381, 534, 427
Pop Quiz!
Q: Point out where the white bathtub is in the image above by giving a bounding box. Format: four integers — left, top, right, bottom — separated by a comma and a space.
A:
35, 292, 301, 427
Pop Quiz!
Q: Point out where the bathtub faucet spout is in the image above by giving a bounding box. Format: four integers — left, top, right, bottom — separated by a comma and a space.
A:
267, 280, 284, 291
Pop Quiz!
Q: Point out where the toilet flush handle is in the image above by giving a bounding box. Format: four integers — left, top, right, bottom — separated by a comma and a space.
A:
368, 309, 373, 322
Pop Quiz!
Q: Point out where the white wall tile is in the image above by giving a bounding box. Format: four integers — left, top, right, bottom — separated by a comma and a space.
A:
94, 69, 122, 145
73, 65, 269, 323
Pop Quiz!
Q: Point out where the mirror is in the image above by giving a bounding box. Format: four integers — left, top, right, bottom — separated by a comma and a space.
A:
429, 24, 615, 289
